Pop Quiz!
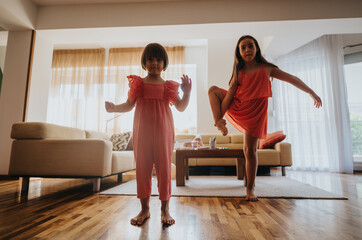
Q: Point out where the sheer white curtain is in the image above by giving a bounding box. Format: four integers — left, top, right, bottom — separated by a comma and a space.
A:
48, 47, 186, 134
104, 47, 145, 133
47, 49, 105, 131
274, 35, 353, 173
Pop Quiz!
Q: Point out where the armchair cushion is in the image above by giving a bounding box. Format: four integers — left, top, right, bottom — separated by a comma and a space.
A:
11, 122, 86, 139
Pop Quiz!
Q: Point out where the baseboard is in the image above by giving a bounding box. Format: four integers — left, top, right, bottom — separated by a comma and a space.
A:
0, 175, 19, 180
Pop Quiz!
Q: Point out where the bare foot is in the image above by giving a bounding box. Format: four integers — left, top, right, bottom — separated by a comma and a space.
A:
130, 210, 150, 226
161, 209, 175, 226
246, 188, 258, 202
215, 119, 228, 136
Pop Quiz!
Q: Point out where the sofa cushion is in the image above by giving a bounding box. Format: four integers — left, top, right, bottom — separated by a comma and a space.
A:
230, 134, 244, 144
218, 143, 243, 149
11, 122, 86, 139
111, 151, 136, 174
110, 132, 132, 151
257, 149, 280, 165
201, 134, 230, 144
259, 131, 286, 149
85, 130, 110, 140
175, 134, 196, 141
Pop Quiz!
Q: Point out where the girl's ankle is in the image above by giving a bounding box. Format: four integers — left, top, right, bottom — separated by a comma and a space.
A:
141, 207, 150, 212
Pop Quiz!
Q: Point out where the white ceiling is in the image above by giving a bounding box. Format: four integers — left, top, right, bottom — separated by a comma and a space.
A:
0, 0, 361, 59
42, 18, 362, 59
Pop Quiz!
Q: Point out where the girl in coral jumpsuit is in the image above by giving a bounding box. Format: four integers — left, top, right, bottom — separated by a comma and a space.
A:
209, 35, 322, 201
105, 43, 191, 226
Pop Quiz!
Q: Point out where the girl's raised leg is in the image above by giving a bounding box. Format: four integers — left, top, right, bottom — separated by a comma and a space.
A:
243, 131, 259, 201
208, 86, 228, 136
130, 197, 151, 226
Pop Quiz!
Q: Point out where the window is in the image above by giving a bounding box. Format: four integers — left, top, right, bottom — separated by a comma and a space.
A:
48, 47, 197, 134
344, 52, 362, 162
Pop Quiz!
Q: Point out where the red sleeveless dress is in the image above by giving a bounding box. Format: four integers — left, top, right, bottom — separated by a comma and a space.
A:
222, 64, 272, 139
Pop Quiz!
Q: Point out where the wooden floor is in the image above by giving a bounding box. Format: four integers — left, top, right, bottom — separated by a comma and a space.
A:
0, 170, 361, 240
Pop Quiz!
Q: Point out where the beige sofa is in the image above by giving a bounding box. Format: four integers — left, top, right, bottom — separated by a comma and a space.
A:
172, 134, 292, 175
8, 122, 135, 193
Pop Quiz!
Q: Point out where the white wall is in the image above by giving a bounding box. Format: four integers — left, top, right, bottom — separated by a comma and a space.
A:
343, 33, 362, 55
0, 0, 37, 30
26, 32, 53, 122
0, 30, 33, 175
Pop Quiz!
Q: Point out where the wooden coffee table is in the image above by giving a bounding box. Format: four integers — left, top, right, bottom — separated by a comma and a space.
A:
175, 148, 246, 186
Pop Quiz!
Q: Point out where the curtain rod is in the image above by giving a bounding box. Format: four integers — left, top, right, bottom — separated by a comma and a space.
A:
343, 43, 362, 50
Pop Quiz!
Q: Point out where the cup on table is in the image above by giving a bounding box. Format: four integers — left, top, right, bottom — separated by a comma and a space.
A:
191, 140, 198, 149
209, 137, 216, 149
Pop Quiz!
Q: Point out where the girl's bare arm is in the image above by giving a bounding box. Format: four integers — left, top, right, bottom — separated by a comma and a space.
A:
270, 67, 322, 108
175, 93, 191, 112
105, 99, 135, 113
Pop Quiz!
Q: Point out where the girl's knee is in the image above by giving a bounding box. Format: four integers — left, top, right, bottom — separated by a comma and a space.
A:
208, 85, 219, 95
244, 146, 257, 159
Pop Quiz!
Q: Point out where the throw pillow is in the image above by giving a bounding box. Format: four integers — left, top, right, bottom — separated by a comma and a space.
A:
110, 131, 132, 151
259, 131, 286, 149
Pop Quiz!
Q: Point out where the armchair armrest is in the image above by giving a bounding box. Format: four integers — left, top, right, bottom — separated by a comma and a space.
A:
274, 142, 292, 166
9, 139, 112, 177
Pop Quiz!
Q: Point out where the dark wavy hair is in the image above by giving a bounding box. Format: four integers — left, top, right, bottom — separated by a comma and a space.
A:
229, 35, 278, 85
141, 43, 169, 71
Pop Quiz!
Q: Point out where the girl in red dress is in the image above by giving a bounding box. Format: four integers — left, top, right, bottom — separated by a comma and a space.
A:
208, 35, 322, 201
106, 43, 191, 225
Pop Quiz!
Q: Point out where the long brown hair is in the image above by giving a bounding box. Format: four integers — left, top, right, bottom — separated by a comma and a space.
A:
229, 35, 278, 85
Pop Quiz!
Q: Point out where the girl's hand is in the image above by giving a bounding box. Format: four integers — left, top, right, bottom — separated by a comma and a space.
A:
310, 92, 322, 108
105, 101, 115, 112
181, 74, 192, 94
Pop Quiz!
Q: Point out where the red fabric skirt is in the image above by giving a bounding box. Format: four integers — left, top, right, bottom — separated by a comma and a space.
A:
222, 89, 269, 139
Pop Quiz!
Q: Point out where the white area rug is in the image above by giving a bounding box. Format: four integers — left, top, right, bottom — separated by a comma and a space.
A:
100, 176, 347, 199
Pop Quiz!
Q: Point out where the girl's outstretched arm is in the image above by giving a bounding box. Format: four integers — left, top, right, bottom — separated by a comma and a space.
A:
175, 74, 192, 112
105, 99, 135, 113
271, 68, 322, 108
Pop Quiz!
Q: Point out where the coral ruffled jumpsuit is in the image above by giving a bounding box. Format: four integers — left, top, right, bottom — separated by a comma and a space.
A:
128, 75, 180, 201
222, 64, 272, 139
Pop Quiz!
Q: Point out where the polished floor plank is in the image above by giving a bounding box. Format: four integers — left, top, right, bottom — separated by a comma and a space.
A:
0, 170, 361, 240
